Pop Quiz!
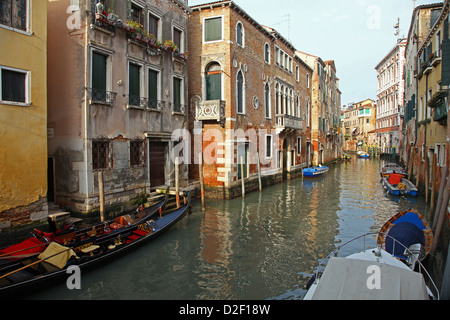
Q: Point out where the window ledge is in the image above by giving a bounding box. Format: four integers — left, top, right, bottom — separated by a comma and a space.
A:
0, 100, 31, 107
0, 24, 32, 36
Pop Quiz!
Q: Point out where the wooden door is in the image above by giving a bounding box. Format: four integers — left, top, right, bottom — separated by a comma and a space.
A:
149, 141, 167, 187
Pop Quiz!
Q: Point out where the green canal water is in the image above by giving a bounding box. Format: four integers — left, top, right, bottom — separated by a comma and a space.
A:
26, 156, 431, 300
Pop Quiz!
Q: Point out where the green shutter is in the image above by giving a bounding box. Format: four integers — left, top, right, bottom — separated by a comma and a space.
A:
206, 73, 221, 100
129, 63, 140, 98
205, 17, 222, 42
92, 52, 107, 91
173, 78, 181, 107
148, 69, 158, 101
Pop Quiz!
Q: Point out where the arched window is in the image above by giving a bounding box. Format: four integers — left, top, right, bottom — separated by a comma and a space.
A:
236, 22, 244, 47
265, 83, 271, 118
205, 62, 222, 100
275, 83, 280, 115
237, 70, 244, 114
264, 43, 270, 63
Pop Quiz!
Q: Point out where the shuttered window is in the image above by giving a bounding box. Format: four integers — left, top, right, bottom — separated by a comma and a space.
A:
148, 13, 159, 37
1, 68, 26, 103
129, 63, 141, 105
206, 63, 221, 101
173, 28, 182, 49
204, 17, 222, 42
148, 69, 158, 100
173, 77, 182, 112
92, 52, 107, 92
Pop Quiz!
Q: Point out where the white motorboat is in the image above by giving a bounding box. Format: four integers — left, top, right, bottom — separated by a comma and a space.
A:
303, 233, 439, 300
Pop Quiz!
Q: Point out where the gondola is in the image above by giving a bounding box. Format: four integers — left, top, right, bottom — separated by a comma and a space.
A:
26, 188, 171, 253
303, 166, 329, 178
0, 192, 191, 298
382, 173, 418, 197
377, 209, 433, 270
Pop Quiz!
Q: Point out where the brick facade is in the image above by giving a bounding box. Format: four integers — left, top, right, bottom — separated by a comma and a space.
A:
188, 1, 312, 198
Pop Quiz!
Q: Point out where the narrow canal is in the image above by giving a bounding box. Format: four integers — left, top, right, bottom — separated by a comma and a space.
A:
26, 156, 430, 300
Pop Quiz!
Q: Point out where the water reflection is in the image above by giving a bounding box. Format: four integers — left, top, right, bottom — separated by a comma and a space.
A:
26, 157, 431, 300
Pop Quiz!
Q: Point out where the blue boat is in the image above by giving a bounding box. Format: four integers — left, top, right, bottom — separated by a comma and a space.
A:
382, 173, 418, 197
358, 152, 370, 158
303, 166, 329, 178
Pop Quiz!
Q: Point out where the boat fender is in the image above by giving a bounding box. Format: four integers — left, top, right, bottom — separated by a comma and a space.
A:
305, 275, 316, 290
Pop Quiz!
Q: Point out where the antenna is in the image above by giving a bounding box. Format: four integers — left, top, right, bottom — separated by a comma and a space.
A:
272, 14, 291, 41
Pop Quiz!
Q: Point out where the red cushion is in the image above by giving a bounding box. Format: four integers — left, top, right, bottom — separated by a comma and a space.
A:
388, 174, 402, 185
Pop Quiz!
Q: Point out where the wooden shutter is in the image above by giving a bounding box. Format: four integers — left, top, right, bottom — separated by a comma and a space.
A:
148, 69, 158, 101
92, 52, 107, 91
173, 78, 181, 109
129, 63, 140, 98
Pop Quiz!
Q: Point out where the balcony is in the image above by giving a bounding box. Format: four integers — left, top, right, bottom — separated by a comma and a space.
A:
126, 95, 164, 111
433, 100, 447, 123
195, 100, 225, 122
276, 114, 303, 130
86, 88, 117, 105
431, 51, 442, 67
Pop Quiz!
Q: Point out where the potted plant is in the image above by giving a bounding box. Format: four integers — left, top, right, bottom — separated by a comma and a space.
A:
164, 40, 178, 52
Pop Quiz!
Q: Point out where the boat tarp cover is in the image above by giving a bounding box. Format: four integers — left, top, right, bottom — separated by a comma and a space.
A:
311, 257, 429, 300
386, 222, 425, 259
37, 242, 78, 269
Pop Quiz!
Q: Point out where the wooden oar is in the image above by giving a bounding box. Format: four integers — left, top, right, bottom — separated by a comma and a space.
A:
0, 247, 72, 280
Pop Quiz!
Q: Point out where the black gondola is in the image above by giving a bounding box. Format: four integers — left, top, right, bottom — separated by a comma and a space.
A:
0, 192, 191, 298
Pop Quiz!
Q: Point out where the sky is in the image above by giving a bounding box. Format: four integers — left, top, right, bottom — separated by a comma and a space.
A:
187, 0, 444, 106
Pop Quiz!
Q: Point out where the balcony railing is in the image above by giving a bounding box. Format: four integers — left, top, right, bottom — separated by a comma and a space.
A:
126, 96, 164, 111
195, 100, 225, 122
433, 100, 447, 123
276, 114, 303, 130
86, 88, 117, 105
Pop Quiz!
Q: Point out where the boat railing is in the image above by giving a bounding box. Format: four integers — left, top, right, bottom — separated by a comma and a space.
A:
312, 232, 440, 300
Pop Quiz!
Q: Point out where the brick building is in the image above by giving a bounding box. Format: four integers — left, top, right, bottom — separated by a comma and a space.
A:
296, 52, 342, 165
188, 1, 312, 199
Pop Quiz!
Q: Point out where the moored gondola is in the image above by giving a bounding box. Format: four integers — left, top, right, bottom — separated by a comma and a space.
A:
0, 192, 191, 298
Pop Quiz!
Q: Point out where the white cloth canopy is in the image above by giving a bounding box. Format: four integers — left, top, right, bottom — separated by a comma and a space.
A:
311, 257, 429, 300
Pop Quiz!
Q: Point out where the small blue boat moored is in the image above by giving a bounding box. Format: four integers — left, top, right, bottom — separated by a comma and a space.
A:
382, 173, 418, 197
303, 166, 329, 178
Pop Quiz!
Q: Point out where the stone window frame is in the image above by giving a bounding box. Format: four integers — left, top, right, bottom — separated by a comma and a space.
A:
236, 21, 245, 48
203, 15, 224, 43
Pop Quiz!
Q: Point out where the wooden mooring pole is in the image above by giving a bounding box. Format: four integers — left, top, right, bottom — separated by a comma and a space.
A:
175, 157, 180, 209
430, 153, 437, 215
98, 171, 105, 223
199, 153, 205, 211
257, 152, 262, 192
240, 156, 245, 198
430, 169, 450, 257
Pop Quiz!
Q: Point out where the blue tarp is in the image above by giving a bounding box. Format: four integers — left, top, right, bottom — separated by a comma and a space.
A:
386, 221, 425, 259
